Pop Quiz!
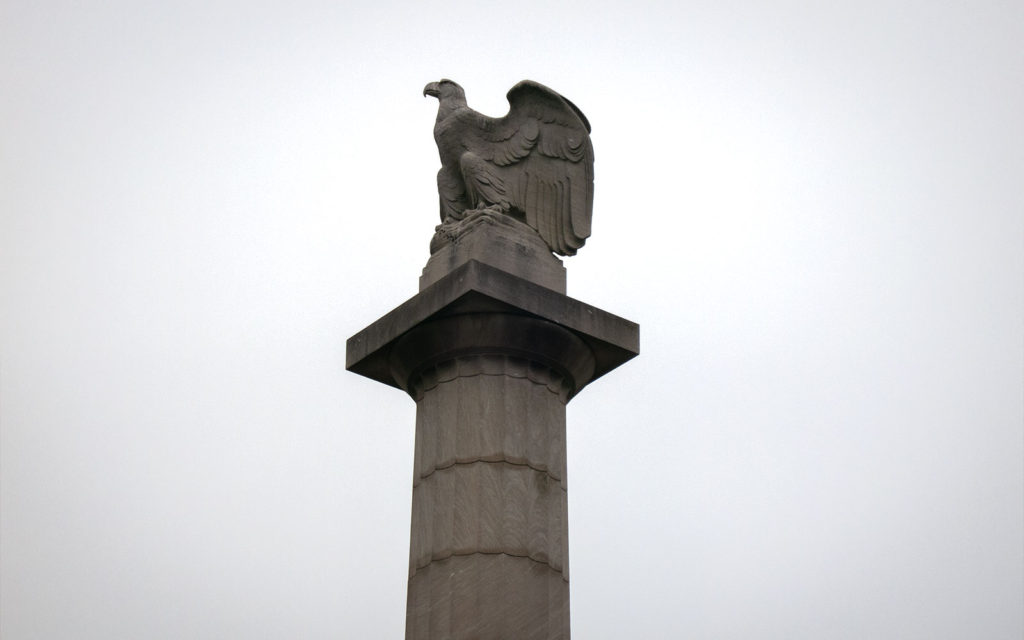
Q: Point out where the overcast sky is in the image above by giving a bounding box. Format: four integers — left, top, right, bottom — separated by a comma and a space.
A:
2, 1, 1021, 638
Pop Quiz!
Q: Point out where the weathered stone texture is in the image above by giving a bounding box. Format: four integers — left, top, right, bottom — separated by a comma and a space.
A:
406, 554, 569, 640
346, 261, 639, 640
401, 336, 577, 637
421, 209, 567, 293
409, 355, 569, 579
411, 356, 568, 485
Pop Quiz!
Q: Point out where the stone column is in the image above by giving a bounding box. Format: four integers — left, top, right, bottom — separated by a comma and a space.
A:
347, 226, 638, 639
394, 313, 592, 639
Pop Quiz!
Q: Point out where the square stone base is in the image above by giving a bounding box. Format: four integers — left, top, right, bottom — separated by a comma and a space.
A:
421, 210, 566, 294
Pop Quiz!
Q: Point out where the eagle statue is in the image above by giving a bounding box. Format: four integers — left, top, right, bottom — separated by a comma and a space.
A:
423, 79, 594, 256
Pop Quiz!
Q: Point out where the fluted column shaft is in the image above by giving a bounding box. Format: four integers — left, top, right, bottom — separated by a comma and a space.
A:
389, 313, 595, 640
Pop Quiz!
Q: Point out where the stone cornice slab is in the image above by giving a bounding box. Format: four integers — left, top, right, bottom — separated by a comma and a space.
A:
346, 260, 639, 398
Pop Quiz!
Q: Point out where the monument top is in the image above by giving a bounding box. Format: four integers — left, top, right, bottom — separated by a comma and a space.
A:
347, 79, 637, 640
423, 79, 594, 259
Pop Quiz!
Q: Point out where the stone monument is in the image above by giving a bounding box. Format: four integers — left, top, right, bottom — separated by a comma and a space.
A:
347, 79, 639, 639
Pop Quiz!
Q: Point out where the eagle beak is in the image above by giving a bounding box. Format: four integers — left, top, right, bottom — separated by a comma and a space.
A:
423, 82, 440, 98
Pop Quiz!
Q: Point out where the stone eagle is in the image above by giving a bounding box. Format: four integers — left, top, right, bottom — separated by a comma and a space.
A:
423, 79, 594, 256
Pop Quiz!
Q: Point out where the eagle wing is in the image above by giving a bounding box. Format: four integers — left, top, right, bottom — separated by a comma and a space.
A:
455, 81, 594, 256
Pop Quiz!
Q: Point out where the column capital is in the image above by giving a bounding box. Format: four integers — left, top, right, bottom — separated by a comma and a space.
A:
346, 260, 639, 401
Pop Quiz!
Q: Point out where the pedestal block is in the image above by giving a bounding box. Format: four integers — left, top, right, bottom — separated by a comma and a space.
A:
347, 260, 638, 639
420, 209, 567, 294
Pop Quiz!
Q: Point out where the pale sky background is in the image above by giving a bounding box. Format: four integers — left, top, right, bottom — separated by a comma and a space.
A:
2, 1, 1022, 638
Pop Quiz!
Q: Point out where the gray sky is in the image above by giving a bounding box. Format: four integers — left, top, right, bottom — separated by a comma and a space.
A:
2, 1, 1021, 638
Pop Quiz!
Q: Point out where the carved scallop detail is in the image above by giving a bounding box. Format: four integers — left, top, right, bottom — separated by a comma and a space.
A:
408, 461, 568, 580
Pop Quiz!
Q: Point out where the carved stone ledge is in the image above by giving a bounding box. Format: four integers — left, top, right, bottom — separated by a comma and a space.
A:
346, 260, 640, 400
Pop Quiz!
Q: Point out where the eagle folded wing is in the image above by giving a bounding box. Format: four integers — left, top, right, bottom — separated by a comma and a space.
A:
447, 81, 594, 256
504, 81, 594, 255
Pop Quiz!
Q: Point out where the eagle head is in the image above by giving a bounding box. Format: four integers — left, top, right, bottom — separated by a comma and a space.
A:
423, 79, 466, 102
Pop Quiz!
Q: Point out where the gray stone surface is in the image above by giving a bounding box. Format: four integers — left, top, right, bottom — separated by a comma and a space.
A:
406, 554, 569, 640
420, 207, 566, 293
423, 79, 594, 256
405, 352, 571, 639
347, 260, 638, 400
